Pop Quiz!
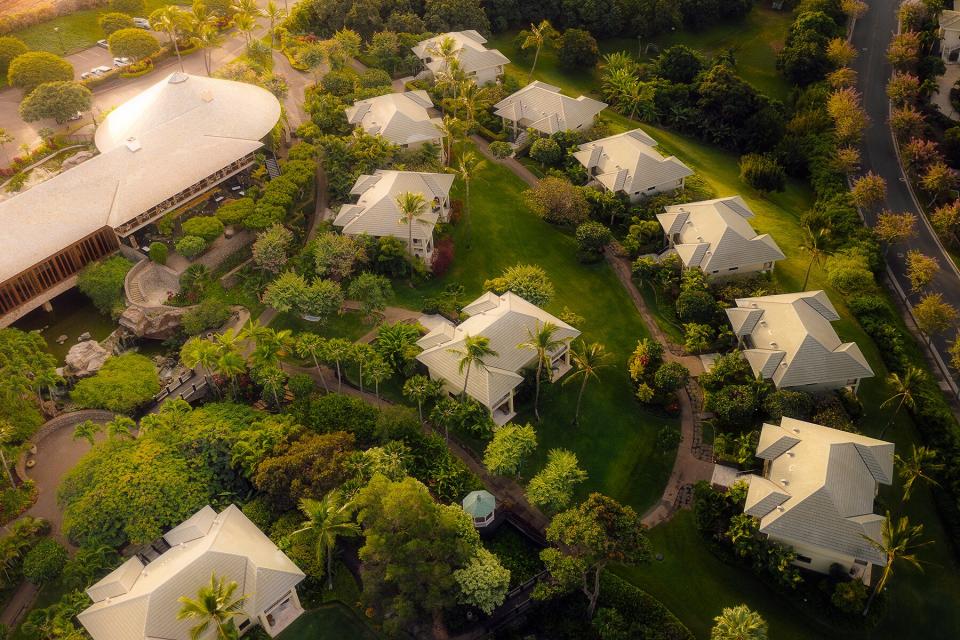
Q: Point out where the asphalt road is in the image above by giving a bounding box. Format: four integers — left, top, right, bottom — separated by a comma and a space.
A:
0, 1, 307, 147
852, 2, 960, 392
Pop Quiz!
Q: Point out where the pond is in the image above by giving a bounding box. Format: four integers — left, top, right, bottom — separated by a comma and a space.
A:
13, 289, 116, 364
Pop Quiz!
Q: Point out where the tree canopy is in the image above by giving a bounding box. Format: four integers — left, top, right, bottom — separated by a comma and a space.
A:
7, 52, 73, 93
71, 353, 159, 414
19, 81, 92, 123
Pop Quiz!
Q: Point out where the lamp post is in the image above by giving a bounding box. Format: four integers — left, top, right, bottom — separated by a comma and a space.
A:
54, 26, 65, 55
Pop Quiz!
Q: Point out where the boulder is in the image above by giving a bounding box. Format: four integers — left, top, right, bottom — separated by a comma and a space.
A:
64, 340, 110, 378
119, 305, 187, 340
61, 150, 95, 169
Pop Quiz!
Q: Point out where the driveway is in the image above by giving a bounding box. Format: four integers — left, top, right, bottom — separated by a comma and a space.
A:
933, 64, 960, 121
852, 2, 960, 393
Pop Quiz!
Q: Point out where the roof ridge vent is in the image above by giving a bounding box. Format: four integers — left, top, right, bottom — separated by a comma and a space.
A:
125, 137, 141, 152
169, 71, 188, 84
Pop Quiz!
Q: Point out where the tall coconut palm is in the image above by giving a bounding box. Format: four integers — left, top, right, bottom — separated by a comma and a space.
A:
896, 444, 943, 500
181, 336, 222, 399
517, 322, 563, 422
564, 340, 612, 426
861, 513, 930, 614
264, 1, 286, 48
800, 223, 832, 290
521, 20, 557, 83
880, 366, 926, 437
177, 574, 248, 640
395, 191, 428, 261
448, 335, 498, 400
192, 23, 224, 76
428, 35, 459, 96
216, 349, 247, 399
296, 333, 330, 392
403, 375, 443, 424
231, 11, 257, 46
292, 492, 360, 589
457, 151, 485, 249
150, 6, 188, 72
325, 338, 354, 392
438, 115, 464, 166
350, 342, 376, 395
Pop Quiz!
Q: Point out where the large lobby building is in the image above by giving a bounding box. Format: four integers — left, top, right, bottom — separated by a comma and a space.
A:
0, 72, 281, 326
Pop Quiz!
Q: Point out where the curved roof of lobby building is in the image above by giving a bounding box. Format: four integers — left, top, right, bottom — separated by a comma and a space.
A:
0, 73, 280, 282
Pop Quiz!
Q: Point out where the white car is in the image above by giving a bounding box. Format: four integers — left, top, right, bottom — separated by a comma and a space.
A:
96, 39, 109, 49
67, 111, 83, 121
113, 57, 131, 67
133, 17, 151, 29
80, 71, 93, 80
91, 65, 112, 75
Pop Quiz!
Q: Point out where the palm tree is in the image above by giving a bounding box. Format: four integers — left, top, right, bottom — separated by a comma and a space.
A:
216, 349, 247, 399
292, 492, 360, 589
296, 333, 330, 392
458, 80, 482, 131
879, 366, 925, 437
350, 342, 375, 395
711, 604, 767, 640
177, 574, 248, 640
364, 357, 391, 407
192, 23, 224, 76
395, 191, 428, 261
861, 513, 930, 614
564, 340, 612, 426
522, 20, 557, 83
325, 338, 353, 392
231, 11, 257, 46
438, 115, 464, 166
517, 322, 564, 422
72, 420, 100, 447
251, 327, 294, 370
150, 6, 188, 73
181, 336, 222, 399
896, 444, 943, 500
264, 1, 286, 48
448, 335, 498, 400
800, 224, 832, 290
457, 151, 485, 249
403, 374, 443, 424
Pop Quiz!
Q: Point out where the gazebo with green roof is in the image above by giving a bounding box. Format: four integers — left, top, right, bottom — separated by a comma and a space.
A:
462, 490, 496, 527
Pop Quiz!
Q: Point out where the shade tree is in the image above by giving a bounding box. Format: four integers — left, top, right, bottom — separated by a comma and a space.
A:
7, 52, 73, 93
526, 448, 588, 511
483, 422, 537, 477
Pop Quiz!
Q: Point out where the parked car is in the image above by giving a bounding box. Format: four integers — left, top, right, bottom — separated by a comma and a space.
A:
92, 65, 112, 75
133, 17, 150, 29
80, 71, 93, 80
96, 39, 109, 49
113, 57, 131, 68
68, 111, 83, 121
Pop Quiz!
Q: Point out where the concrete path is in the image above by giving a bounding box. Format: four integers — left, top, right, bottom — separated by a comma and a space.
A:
933, 65, 960, 121
470, 134, 539, 187
272, 49, 310, 131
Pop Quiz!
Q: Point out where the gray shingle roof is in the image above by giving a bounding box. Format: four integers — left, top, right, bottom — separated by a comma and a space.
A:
345, 91, 443, 146
574, 129, 692, 194
493, 81, 606, 134
412, 31, 510, 75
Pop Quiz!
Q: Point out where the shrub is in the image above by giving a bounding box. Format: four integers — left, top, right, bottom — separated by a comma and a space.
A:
529, 138, 563, 166
557, 28, 599, 69
181, 216, 224, 242
181, 299, 231, 335
288, 373, 315, 400
77, 256, 132, 316
706, 385, 760, 429
489, 141, 513, 158
22, 539, 67, 585
763, 389, 814, 421
483, 263, 554, 306
676, 289, 718, 324
148, 242, 167, 265
832, 579, 867, 614
71, 353, 160, 414
359, 68, 392, 88
653, 362, 689, 395
216, 197, 256, 227
7, 52, 73, 93
0, 37, 28, 78
108, 28, 161, 61
431, 236, 455, 276
111, 0, 145, 14
321, 69, 356, 97
524, 176, 590, 226
739, 153, 787, 192
575, 221, 612, 261
175, 235, 207, 258
99, 12, 135, 36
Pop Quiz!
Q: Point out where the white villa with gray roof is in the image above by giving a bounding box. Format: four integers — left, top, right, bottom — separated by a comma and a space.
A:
345, 91, 443, 154
334, 170, 455, 263
575, 129, 693, 201
725, 291, 874, 392
493, 81, 606, 140
412, 30, 510, 86
657, 196, 784, 277
745, 418, 894, 582
416, 292, 580, 424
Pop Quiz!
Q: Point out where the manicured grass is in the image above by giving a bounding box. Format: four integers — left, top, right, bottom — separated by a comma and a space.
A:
486, 7, 794, 102
13, 1, 187, 55
390, 142, 676, 513
271, 309, 372, 342
278, 604, 381, 640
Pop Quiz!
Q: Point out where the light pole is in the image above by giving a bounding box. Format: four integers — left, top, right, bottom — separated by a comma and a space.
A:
54, 26, 65, 55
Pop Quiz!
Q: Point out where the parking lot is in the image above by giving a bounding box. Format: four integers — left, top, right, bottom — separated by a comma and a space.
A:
67, 45, 115, 81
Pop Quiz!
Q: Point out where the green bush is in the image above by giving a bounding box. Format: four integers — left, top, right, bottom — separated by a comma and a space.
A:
763, 389, 814, 421
148, 242, 168, 265
575, 221, 612, 261
181, 216, 225, 242
22, 539, 68, 585
321, 69, 357, 97
288, 373, 315, 400
7, 52, 73, 93
557, 29, 599, 70
108, 28, 161, 62
71, 353, 160, 414
99, 12, 136, 36
739, 153, 787, 193
529, 137, 563, 166
598, 573, 694, 640
359, 68, 392, 88
489, 141, 513, 158
216, 197, 256, 227
77, 256, 132, 316
176, 235, 207, 258
181, 299, 231, 335
0, 37, 29, 78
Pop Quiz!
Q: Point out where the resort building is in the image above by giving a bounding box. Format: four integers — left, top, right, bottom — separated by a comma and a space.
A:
574, 129, 693, 201
345, 91, 444, 153
656, 196, 785, 276
412, 30, 510, 86
78, 504, 306, 639
940, 9, 960, 62
725, 291, 874, 392
0, 72, 281, 327
416, 291, 580, 424
333, 170, 455, 263
492, 81, 606, 141
744, 417, 894, 582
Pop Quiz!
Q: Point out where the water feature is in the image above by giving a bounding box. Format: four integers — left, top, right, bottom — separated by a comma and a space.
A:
13, 289, 116, 363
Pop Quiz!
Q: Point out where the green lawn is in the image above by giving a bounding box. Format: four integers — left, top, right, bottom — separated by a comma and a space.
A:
13, 1, 187, 55
487, 6, 794, 102
278, 604, 380, 640
272, 309, 372, 342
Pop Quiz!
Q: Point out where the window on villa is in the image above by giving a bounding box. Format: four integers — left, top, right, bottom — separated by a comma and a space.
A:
796, 555, 812, 563
238, 620, 251, 631
728, 267, 738, 271
647, 186, 655, 191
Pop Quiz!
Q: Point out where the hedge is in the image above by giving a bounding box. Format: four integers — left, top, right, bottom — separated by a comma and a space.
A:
599, 572, 694, 640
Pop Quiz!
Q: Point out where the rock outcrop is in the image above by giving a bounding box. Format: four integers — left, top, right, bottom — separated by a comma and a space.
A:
64, 340, 110, 378
119, 305, 187, 340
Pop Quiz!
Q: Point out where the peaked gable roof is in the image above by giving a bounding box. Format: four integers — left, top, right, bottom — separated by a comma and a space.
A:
493, 81, 606, 134
725, 291, 873, 388
416, 292, 580, 407
412, 31, 510, 75
345, 91, 443, 146
656, 196, 785, 272
78, 505, 304, 640
334, 170, 454, 242
745, 418, 893, 565
941, 8, 960, 30
574, 129, 692, 194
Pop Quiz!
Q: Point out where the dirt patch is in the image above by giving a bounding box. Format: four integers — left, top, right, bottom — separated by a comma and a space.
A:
1, 0, 103, 19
